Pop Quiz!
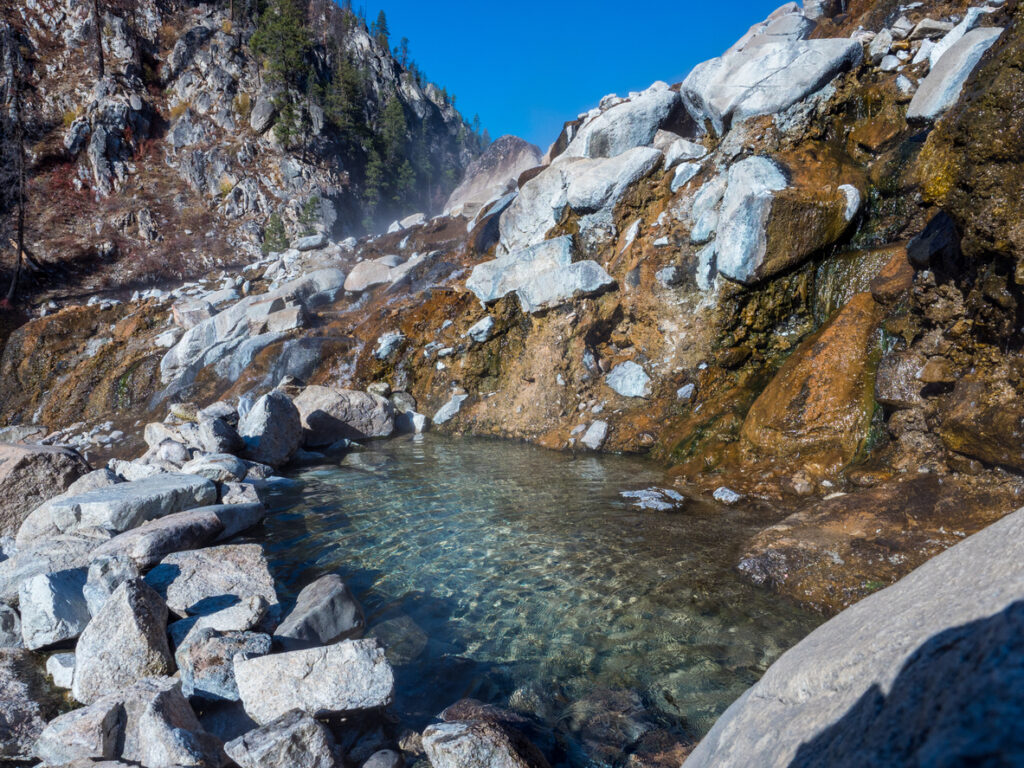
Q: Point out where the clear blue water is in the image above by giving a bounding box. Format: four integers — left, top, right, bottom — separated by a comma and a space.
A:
262, 435, 821, 766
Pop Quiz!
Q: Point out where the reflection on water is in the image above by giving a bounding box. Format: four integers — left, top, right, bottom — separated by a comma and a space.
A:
260, 435, 821, 766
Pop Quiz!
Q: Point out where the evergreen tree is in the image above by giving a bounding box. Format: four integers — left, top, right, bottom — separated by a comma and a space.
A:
380, 96, 406, 164
261, 213, 289, 254
362, 148, 385, 229
371, 10, 389, 47
397, 37, 409, 67
249, 0, 312, 90
394, 159, 415, 204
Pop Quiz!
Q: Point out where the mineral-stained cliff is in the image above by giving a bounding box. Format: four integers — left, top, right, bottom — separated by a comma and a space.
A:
3, 0, 1024, 620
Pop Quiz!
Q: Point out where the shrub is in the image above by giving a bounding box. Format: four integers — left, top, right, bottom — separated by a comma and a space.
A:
232, 92, 252, 119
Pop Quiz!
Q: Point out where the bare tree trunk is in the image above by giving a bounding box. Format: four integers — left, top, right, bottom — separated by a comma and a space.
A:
92, 0, 105, 80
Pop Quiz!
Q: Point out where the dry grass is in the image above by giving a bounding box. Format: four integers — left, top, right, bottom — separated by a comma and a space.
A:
169, 101, 190, 121
232, 92, 252, 120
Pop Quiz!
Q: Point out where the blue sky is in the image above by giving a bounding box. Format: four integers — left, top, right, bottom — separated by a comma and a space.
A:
352, 0, 786, 149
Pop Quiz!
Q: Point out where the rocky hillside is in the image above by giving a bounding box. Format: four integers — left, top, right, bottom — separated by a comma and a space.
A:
0, 0, 483, 307
2, 0, 1024, 630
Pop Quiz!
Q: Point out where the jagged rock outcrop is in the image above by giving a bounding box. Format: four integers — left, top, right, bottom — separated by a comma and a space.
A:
445, 135, 543, 217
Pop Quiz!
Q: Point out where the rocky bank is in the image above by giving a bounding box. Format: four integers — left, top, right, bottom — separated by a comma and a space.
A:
1, 0, 1024, 765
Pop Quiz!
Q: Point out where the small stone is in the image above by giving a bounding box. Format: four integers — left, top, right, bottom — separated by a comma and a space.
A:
465, 316, 496, 343
46, 651, 76, 688
606, 361, 652, 398
433, 394, 469, 425
713, 487, 744, 505
0, 602, 21, 648
581, 421, 609, 451
677, 383, 696, 401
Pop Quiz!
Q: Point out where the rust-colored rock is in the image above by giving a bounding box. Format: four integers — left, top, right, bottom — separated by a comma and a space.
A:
868, 245, 914, 304
938, 378, 1024, 471
741, 292, 884, 474
737, 474, 1023, 615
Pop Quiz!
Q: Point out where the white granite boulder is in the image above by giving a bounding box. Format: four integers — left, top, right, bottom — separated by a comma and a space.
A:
908, 27, 1003, 121
293, 387, 395, 446
235, 639, 395, 725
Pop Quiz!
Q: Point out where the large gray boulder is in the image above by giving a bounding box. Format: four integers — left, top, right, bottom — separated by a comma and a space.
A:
497, 149, 662, 255
113, 676, 224, 768
19, 473, 217, 542
293, 387, 395, 446
714, 156, 789, 284
0, 648, 58, 760
197, 417, 245, 455
682, 37, 862, 134
145, 543, 278, 617
445, 135, 543, 216
561, 82, 681, 159
224, 708, 339, 768
907, 27, 1004, 121
18, 568, 91, 649
274, 574, 365, 650
235, 639, 395, 725
684, 506, 1024, 767
34, 698, 121, 765
239, 391, 303, 468
176, 628, 272, 701
467, 237, 574, 305
180, 453, 250, 483
515, 261, 616, 314
72, 579, 173, 704
0, 535, 96, 603
344, 258, 395, 293
0, 444, 90, 536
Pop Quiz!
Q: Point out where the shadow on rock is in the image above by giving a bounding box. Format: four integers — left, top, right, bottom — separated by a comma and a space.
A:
789, 600, 1024, 768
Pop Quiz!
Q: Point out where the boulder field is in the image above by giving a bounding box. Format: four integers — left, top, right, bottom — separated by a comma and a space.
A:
2, 0, 1024, 765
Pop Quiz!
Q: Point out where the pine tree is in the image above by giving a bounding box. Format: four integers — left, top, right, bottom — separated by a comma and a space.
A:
249, 0, 312, 90
371, 10, 389, 47
261, 213, 289, 255
362, 148, 385, 229
380, 96, 406, 164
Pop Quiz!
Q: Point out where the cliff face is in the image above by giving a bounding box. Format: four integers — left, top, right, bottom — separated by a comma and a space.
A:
3, 0, 1024, 617
0, 0, 482, 302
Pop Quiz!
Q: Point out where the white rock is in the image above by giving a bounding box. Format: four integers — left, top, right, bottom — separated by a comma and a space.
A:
516, 260, 616, 314
562, 82, 680, 159
671, 162, 701, 193
46, 651, 75, 689
19, 568, 91, 649
606, 361, 652, 398
239, 391, 303, 468
434, 394, 469, 425
235, 639, 395, 725
224, 708, 339, 768
928, 7, 994, 68
581, 421, 609, 450
713, 487, 744, 505
715, 157, 788, 285
465, 316, 496, 343
908, 27, 1003, 121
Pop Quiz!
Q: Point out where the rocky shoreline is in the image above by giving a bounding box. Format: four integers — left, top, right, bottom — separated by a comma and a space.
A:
0, 386, 570, 767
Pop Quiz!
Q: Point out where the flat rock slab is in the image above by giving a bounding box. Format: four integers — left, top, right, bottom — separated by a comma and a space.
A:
685, 506, 1024, 767
42, 473, 217, 537
908, 26, 1003, 121
235, 638, 395, 724
91, 503, 266, 569
0, 443, 90, 536
146, 543, 278, 617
